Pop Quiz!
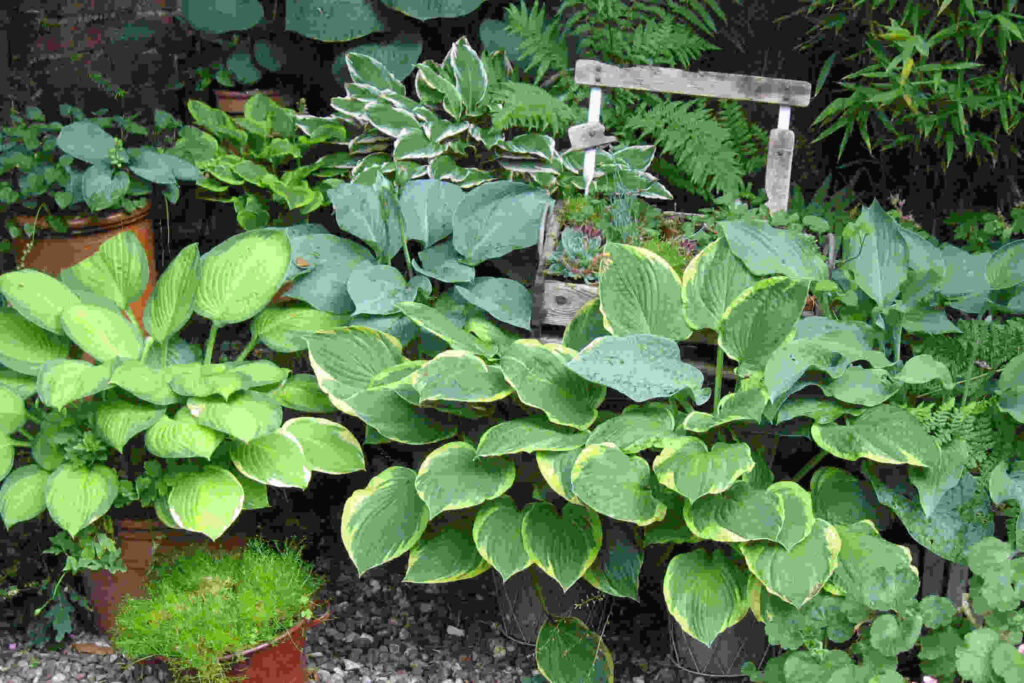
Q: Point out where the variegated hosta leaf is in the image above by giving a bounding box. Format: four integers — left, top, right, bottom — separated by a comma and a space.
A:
44, 464, 119, 537
168, 466, 245, 540
811, 404, 941, 467
740, 518, 841, 607
599, 244, 691, 341
685, 481, 814, 550
536, 448, 582, 504
663, 548, 749, 647
521, 501, 601, 591
307, 326, 406, 405
718, 276, 809, 367
476, 417, 587, 458
0, 309, 70, 376
499, 340, 605, 430
409, 350, 511, 403
679, 238, 757, 332
472, 496, 531, 582
281, 417, 365, 475
569, 443, 666, 525
94, 398, 165, 452
229, 430, 311, 488
653, 438, 754, 503
186, 391, 282, 443
404, 526, 488, 584
414, 442, 515, 519
144, 411, 224, 460
250, 306, 347, 353
567, 334, 705, 403
342, 466, 429, 576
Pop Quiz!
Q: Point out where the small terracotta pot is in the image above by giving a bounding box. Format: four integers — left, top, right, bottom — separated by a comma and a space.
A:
83, 519, 246, 634
221, 609, 329, 683
214, 89, 289, 115
11, 202, 157, 329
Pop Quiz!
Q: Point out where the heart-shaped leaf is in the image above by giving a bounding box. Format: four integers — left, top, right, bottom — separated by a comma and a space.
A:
414, 442, 515, 519
452, 181, 550, 266
472, 496, 531, 582
94, 398, 164, 452
721, 220, 828, 281
229, 431, 311, 488
653, 438, 754, 503
680, 238, 757, 332
567, 334, 706, 403
599, 243, 690, 340
0, 269, 80, 333
186, 391, 282, 443
61, 230, 149, 311
145, 411, 224, 460
44, 464, 118, 537
522, 501, 601, 590
570, 443, 666, 525
740, 518, 841, 607
500, 340, 605, 429
404, 526, 488, 584
664, 548, 749, 647
168, 466, 244, 540
719, 276, 809, 367
585, 403, 675, 453
195, 229, 290, 325
307, 326, 406, 405
281, 417, 364, 475
583, 519, 643, 601
410, 350, 511, 403
455, 277, 532, 330
829, 519, 920, 611
0, 465, 48, 528
536, 449, 582, 504
342, 466, 429, 575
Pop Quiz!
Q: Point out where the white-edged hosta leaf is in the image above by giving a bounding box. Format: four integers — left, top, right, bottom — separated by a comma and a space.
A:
664, 548, 749, 647
811, 404, 941, 467
0, 465, 48, 528
522, 501, 602, 591
186, 390, 282, 443
499, 340, 605, 430
228, 430, 311, 488
168, 466, 244, 540
472, 496, 531, 582
36, 360, 111, 410
282, 417, 365, 474
144, 243, 200, 342
270, 374, 335, 413
599, 243, 690, 340
477, 417, 586, 457
44, 464, 118, 537
60, 304, 143, 362
195, 229, 291, 325
0, 309, 70, 376
740, 518, 841, 607
94, 398, 164, 452
0, 386, 26, 435
61, 230, 149, 311
719, 276, 808, 367
307, 326, 406, 404
570, 443, 666, 525
414, 441, 515, 519
0, 269, 80, 333
653, 438, 753, 503
536, 449, 582, 504
341, 466, 429, 575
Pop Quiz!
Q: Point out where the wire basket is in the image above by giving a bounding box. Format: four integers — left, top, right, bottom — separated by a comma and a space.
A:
668, 611, 775, 679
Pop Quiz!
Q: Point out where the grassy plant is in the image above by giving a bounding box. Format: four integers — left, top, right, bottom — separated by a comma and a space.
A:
112, 538, 324, 683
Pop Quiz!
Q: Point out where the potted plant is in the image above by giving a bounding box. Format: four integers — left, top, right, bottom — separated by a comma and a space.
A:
0, 105, 201, 324
112, 537, 327, 683
0, 227, 362, 632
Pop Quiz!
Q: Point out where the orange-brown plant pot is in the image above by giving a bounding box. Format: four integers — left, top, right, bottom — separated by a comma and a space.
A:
220, 610, 329, 683
12, 202, 157, 328
214, 89, 289, 115
83, 519, 246, 634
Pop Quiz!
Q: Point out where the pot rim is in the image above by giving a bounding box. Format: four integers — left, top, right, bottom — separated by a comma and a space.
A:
213, 89, 284, 99
222, 606, 330, 661
13, 200, 152, 233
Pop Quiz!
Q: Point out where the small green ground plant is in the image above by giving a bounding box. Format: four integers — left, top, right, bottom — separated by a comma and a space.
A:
112, 538, 323, 683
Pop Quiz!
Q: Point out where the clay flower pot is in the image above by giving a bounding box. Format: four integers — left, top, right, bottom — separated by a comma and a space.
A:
221, 609, 329, 683
214, 89, 289, 115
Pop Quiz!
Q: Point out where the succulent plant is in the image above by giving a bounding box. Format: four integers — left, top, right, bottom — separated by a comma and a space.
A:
545, 225, 606, 283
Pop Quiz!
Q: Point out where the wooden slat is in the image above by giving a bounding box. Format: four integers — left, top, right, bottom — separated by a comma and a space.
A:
765, 128, 795, 214
575, 60, 812, 107
538, 280, 599, 327
919, 548, 946, 598
946, 563, 969, 606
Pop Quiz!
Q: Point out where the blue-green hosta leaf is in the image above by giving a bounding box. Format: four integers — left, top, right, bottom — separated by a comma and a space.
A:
344, 386, 456, 444
412, 241, 475, 283
287, 0, 385, 42
809, 466, 881, 527
409, 350, 511, 403
61, 305, 143, 362
570, 443, 666, 525
909, 438, 968, 518
404, 525, 488, 584
473, 496, 531, 582
250, 306, 347, 353
341, 33, 423, 85
896, 355, 954, 389
414, 442, 515, 519
653, 438, 754, 503
452, 181, 551, 266
307, 326, 406, 406
381, 0, 485, 21
682, 387, 768, 432
567, 334, 705, 403
281, 417, 364, 475
663, 548, 749, 648
987, 239, 1024, 290
56, 120, 117, 163
195, 229, 291, 325
679, 238, 757, 332
585, 403, 674, 453
939, 243, 992, 302
822, 366, 900, 407
477, 416, 587, 457
719, 276, 809, 367
0, 465, 48, 528
989, 461, 1024, 550
842, 201, 909, 306
500, 340, 605, 429
599, 243, 690, 341
536, 617, 614, 683
721, 220, 828, 281
186, 391, 282, 443
44, 464, 118, 537
454, 277, 532, 330
168, 466, 244, 540
61, 230, 149, 311
522, 501, 601, 591
181, 0, 263, 32
997, 353, 1024, 422
811, 405, 941, 467
36, 360, 111, 410
0, 309, 70, 376
900, 227, 945, 275
342, 466, 429, 576
144, 243, 200, 343
686, 480, 814, 550
145, 411, 224, 460
536, 448, 582, 504
397, 302, 494, 358
285, 232, 375, 315
829, 519, 920, 611
741, 518, 841, 607
347, 263, 418, 317
561, 298, 609, 352
94, 398, 164, 452
582, 519, 643, 601
228, 430, 310, 489
0, 269, 80, 333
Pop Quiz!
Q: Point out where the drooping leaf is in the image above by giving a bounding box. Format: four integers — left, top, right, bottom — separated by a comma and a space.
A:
811, 405, 941, 467
570, 443, 666, 525
0, 465, 48, 528
499, 340, 605, 429
380, 0, 485, 21
341, 467, 429, 576
44, 464, 118, 537
229, 430, 311, 488
307, 326, 406, 405
680, 238, 757, 332
286, 0, 386, 42
536, 448, 582, 504
414, 442, 515, 519
0, 309, 70, 376
472, 496, 531, 582
36, 360, 111, 410
567, 334, 705, 403
94, 398, 164, 452
585, 403, 674, 453
0, 270, 80, 334
583, 519, 643, 601
599, 243, 690, 341
167, 466, 244, 540
455, 277, 532, 330
522, 501, 601, 590
195, 230, 291, 325
404, 525, 487, 584
561, 298, 609, 352
452, 181, 551, 266
409, 350, 511, 403
719, 276, 808, 367
476, 416, 586, 457
145, 411, 225, 460
721, 220, 828, 281
663, 548, 749, 647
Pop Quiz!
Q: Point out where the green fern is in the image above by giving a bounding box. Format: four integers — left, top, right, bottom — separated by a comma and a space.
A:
714, 100, 769, 177
489, 82, 582, 136
911, 318, 1024, 400
504, 1, 571, 84
906, 397, 1021, 479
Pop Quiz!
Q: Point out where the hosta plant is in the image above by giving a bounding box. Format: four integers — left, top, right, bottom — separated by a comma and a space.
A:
0, 229, 364, 547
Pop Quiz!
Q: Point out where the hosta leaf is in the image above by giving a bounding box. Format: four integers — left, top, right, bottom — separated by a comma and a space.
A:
536, 618, 614, 683
61, 304, 143, 362
599, 243, 690, 340
472, 496, 531, 582
0, 269, 80, 333
195, 229, 290, 325
476, 417, 586, 457
719, 276, 808, 367
270, 374, 335, 413
653, 438, 754, 503
94, 398, 164, 452
396, 302, 494, 357
44, 464, 118, 537
680, 238, 757, 332
664, 548, 749, 647
404, 526, 488, 584
830, 519, 920, 611
570, 443, 666, 525
811, 405, 941, 467
499, 340, 605, 430
145, 412, 224, 460
36, 360, 111, 410
0, 465, 48, 528
168, 466, 244, 540
307, 326, 406, 404
286, 0, 385, 42
414, 442, 515, 519
682, 387, 768, 433
229, 430, 310, 488
740, 518, 841, 607
409, 350, 510, 403
186, 391, 282, 443
250, 306, 346, 353
341, 467, 429, 575
0, 309, 70, 376
522, 501, 601, 590
583, 519, 643, 601
585, 403, 674, 453
0, 386, 26, 435
344, 387, 456, 444
144, 243, 199, 343
454, 277, 532, 330
452, 181, 551, 266
61, 230, 149, 311
809, 466, 880, 527
399, 179, 463, 246
987, 239, 1024, 289
686, 480, 813, 549
281, 417, 364, 475
721, 220, 828, 280
536, 448, 582, 504
567, 334, 706, 403
561, 298, 609, 352
842, 201, 909, 306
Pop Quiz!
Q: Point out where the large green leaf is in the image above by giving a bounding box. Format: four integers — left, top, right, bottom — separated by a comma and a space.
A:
327, 183, 400, 263
585, 403, 674, 453
0, 270, 80, 333
186, 391, 282, 443
181, 0, 263, 32
536, 448, 582, 504
599, 243, 690, 340
536, 618, 614, 683
381, 0, 485, 20
454, 278, 532, 330
476, 416, 586, 457
500, 340, 605, 429
144, 243, 200, 343
286, 0, 386, 41
522, 501, 601, 590
721, 220, 828, 280
343, 387, 456, 444
811, 405, 941, 467
842, 201, 909, 306
679, 238, 756, 332
682, 386, 768, 433
567, 334, 705, 403
94, 398, 164, 452
167, 466, 244, 540
0, 309, 70, 376
409, 350, 511, 403
989, 462, 1024, 550
583, 519, 643, 600
0, 386, 26, 435
472, 496, 531, 582
0, 435, 13, 481
561, 298, 609, 352
686, 480, 813, 549
452, 181, 551, 266
570, 443, 666, 525
285, 232, 375, 315
986, 239, 1024, 290
56, 121, 117, 164
36, 360, 111, 410
229, 431, 310, 488
653, 438, 753, 503
399, 179, 463, 247
396, 302, 494, 357
270, 374, 335, 413
341, 467, 429, 576
0, 465, 48, 528
195, 230, 291, 325
44, 464, 118, 537
664, 548, 749, 647
166, 363, 246, 400
740, 518, 841, 607
404, 526, 488, 584
719, 276, 808, 367
0, 371, 35, 400
809, 466, 880, 527
822, 367, 900, 407
145, 411, 225, 460
829, 519, 920, 610
307, 326, 406, 406
61, 230, 149, 311
61, 305, 143, 362
414, 442, 515, 519
281, 417, 364, 475
909, 438, 968, 518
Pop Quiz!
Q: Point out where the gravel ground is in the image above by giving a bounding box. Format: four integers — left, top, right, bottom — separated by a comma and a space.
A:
1, 533, 711, 683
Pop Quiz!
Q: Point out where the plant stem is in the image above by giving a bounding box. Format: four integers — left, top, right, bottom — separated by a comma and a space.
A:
235, 336, 258, 363
793, 450, 828, 483
124, 306, 142, 332
713, 345, 724, 413
204, 323, 221, 365
161, 339, 169, 370
17, 427, 33, 440
139, 336, 154, 365
8, 439, 31, 448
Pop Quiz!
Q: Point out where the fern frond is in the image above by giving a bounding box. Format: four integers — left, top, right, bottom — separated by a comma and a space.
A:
714, 100, 769, 176
505, 1, 571, 82
490, 82, 582, 135
627, 21, 718, 69
624, 100, 746, 198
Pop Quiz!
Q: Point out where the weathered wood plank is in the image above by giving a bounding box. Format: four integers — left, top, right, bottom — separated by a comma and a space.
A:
919, 548, 946, 597
538, 280, 599, 328
575, 60, 812, 107
946, 562, 969, 606
765, 128, 795, 214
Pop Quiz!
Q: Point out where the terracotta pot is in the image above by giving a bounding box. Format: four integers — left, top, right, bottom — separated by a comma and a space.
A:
214, 89, 289, 115
11, 202, 157, 329
221, 610, 329, 683
83, 519, 246, 634
491, 566, 611, 645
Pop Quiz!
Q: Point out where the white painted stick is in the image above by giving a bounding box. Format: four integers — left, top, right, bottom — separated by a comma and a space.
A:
582, 86, 602, 196
777, 105, 791, 131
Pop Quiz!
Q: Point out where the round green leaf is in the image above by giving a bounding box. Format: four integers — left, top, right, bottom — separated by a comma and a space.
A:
567, 334, 705, 403
0, 269, 80, 333
536, 617, 614, 683
410, 350, 511, 403
583, 519, 642, 601
472, 496, 531, 582
341, 466, 429, 576
740, 518, 841, 607
270, 374, 335, 413
653, 438, 754, 503
181, 0, 262, 32
0, 309, 70, 376
44, 464, 118, 537
477, 417, 587, 457
168, 466, 245, 540
229, 430, 310, 488
0, 386, 26, 435
307, 326, 406, 405
195, 230, 291, 325
599, 243, 691, 341
719, 276, 809, 367
522, 501, 601, 591
536, 448, 582, 504
721, 219, 828, 281
251, 306, 347, 353
61, 304, 143, 362
454, 277, 532, 330
380, 0, 485, 20
680, 238, 757, 331
186, 390, 283, 443
144, 243, 200, 343
499, 340, 605, 430
286, 0, 386, 42
282, 417, 364, 475
36, 360, 111, 410
94, 398, 164, 452
414, 442, 515, 519
664, 548, 749, 647
404, 526, 488, 584
570, 443, 666, 525
869, 612, 924, 657
0, 465, 48, 528
144, 412, 224, 460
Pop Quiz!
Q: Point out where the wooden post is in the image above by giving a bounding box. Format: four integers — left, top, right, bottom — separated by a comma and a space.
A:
765, 105, 795, 214
583, 86, 603, 196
